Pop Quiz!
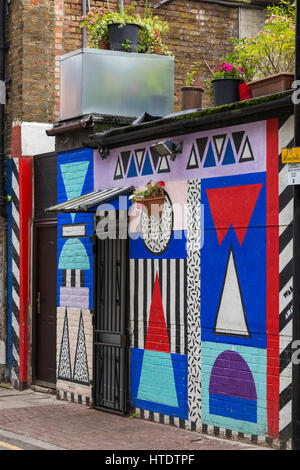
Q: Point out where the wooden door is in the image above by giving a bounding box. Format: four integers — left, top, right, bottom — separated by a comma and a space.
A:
34, 222, 57, 387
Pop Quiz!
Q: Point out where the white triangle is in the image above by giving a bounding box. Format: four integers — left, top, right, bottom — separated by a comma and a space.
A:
115, 160, 122, 177
188, 149, 198, 168
215, 137, 225, 157
136, 150, 144, 170
159, 156, 169, 171
214, 249, 250, 337
240, 140, 254, 162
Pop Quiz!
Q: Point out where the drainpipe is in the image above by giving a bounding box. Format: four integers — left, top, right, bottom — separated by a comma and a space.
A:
0, 0, 6, 218
292, 0, 300, 451
82, 0, 87, 48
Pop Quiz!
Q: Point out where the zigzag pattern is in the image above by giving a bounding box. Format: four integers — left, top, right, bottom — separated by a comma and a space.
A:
11, 159, 20, 386
278, 115, 294, 442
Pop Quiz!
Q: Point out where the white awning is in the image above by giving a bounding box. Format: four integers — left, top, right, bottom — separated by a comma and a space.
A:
45, 186, 134, 213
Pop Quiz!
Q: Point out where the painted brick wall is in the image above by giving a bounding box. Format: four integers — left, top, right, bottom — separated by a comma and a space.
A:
92, 114, 291, 448
56, 148, 94, 401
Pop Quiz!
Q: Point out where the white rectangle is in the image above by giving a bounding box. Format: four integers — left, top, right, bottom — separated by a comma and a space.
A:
62, 224, 86, 238
288, 163, 300, 185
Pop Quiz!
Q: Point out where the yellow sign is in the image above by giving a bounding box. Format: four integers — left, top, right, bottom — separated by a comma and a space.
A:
282, 147, 300, 164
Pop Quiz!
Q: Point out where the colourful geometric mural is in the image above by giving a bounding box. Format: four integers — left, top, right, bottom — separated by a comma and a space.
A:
131, 272, 188, 418
94, 122, 266, 191
57, 148, 94, 310
201, 172, 267, 347
209, 350, 257, 423
56, 148, 94, 393
201, 342, 267, 435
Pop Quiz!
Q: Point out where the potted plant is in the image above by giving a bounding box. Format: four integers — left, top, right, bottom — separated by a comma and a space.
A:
204, 61, 245, 106
181, 62, 204, 110
80, 6, 141, 52
130, 181, 165, 217
137, 6, 171, 55
227, 0, 295, 98
80, 5, 172, 55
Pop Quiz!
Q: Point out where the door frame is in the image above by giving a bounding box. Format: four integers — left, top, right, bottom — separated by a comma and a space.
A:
92, 214, 130, 415
32, 218, 57, 389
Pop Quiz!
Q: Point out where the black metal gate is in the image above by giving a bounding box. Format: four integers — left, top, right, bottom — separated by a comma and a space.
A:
93, 217, 129, 414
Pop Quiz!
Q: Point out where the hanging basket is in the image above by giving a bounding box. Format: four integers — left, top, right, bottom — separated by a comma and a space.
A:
136, 188, 165, 217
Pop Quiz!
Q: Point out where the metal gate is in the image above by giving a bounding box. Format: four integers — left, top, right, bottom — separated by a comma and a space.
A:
93, 218, 129, 414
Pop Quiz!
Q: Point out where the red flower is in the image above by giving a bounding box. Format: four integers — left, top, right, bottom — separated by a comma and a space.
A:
156, 181, 165, 187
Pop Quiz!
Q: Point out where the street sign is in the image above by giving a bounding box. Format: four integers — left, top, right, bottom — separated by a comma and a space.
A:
282, 147, 300, 163
288, 162, 300, 185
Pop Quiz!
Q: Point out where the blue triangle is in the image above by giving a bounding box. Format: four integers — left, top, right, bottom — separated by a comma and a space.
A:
222, 139, 236, 165
141, 152, 153, 176
203, 142, 216, 168
137, 350, 178, 407
60, 160, 90, 222
127, 155, 138, 178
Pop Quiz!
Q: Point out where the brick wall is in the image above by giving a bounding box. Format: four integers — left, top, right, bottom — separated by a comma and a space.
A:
4, 0, 270, 143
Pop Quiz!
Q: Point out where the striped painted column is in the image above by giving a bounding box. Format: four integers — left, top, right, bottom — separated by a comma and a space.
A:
8, 158, 20, 386
7, 156, 32, 389
278, 115, 294, 442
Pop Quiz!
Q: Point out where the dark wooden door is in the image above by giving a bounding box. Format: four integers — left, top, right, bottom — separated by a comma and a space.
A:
34, 223, 57, 386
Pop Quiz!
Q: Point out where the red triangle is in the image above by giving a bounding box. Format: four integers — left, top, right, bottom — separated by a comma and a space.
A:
145, 273, 170, 353
206, 184, 262, 245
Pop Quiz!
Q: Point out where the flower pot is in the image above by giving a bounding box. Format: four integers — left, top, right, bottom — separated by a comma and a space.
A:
247, 73, 294, 98
239, 83, 252, 101
108, 23, 141, 53
181, 86, 204, 111
136, 188, 165, 217
212, 78, 240, 106
140, 195, 165, 217
97, 38, 109, 50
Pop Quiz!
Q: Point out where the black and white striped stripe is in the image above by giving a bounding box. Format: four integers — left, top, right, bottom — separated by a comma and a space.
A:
62, 269, 85, 288
11, 159, 20, 387
130, 258, 187, 355
56, 389, 91, 407
278, 115, 294, 442
131, 408, 286, 449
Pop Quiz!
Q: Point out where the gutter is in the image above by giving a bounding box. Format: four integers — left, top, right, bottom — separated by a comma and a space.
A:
84, 92, 293, 155
46, 113, 135, 137
154, 0, 276, 9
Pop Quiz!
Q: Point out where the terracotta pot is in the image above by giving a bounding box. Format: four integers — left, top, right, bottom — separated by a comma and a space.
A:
137, 188, 165, 217
181, 86, 204, 111
247, 73, 294, 98
97, 38, 109, 50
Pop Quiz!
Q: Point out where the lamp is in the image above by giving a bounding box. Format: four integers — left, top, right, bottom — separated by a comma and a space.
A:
150, 139, 183, 161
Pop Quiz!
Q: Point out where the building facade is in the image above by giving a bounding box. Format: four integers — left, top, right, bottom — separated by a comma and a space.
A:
18, 91, 292, 449
2, 0, 288, 450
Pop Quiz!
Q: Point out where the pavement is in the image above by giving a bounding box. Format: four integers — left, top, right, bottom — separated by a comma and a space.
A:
0, 384, 271, 451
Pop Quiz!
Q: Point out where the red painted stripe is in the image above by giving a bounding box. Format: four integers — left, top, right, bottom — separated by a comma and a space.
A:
19, 156, 32, 384
266, 118, 279, 438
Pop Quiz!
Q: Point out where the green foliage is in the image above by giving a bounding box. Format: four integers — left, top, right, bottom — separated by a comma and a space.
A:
79, 4, 172, 55
225, 0, 295, 81
204, 61, 245, 96
130, 181, 165, 204
122, 38, 132, 52
184, 62, 201, 86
